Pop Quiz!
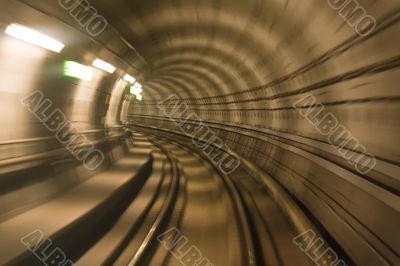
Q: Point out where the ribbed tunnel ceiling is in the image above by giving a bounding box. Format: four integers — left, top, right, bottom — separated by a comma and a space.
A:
91, 0, 358, 100
93, 0, 400, 162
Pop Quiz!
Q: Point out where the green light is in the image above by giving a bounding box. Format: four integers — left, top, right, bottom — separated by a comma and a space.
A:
64, 61, 92, 81
130, 83, 143, 101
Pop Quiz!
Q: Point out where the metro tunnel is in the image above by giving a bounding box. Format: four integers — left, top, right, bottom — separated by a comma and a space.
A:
0, 0, 399, 265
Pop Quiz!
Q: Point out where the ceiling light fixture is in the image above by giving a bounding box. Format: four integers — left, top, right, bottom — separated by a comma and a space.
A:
5, 24, 64, 53
92, 59, 116, 74
123, 74, 136, 84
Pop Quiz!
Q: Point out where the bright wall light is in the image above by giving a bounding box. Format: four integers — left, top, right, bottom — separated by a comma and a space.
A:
5, 24, 64, 53
64, 61, 93, 81
130, 82, 143, 101
130, 82, 143, 95
123, 74, 136, 84
92, 59, 116, 74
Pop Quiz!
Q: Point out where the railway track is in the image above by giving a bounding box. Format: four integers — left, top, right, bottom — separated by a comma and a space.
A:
108, 132, 255, 266
0, 130, 342, 266
132, 127, 337, 266
0, 132, 253, 266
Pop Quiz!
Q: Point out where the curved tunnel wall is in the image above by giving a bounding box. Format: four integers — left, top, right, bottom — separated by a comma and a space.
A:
0, 0, 144, 156
0, 0, 398, 265
122, 1, 400, 265
0, 0, 146, 225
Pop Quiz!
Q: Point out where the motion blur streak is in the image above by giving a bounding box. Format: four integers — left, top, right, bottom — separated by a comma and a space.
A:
0, 0, 398, 266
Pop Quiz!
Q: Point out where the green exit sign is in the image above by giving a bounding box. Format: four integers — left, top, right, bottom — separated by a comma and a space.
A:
64, 61, 92, 81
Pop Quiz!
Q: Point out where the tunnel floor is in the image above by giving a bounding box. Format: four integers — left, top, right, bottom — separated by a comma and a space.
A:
0, 131, 349, 266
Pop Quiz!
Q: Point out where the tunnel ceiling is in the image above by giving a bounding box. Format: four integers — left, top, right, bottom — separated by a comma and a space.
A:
90, 0, 355, 100
19, 0, 399, 103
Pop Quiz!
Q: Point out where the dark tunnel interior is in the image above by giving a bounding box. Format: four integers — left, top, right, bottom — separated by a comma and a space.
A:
0, 0, 399, 265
